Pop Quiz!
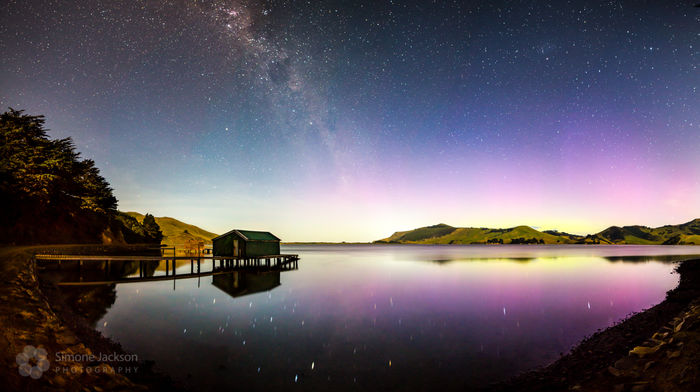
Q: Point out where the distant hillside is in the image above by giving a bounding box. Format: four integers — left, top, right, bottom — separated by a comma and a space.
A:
378, 223, 587, 245
124, 212, 218, 246
376, 219, 700, 245
591, 219, 700, 245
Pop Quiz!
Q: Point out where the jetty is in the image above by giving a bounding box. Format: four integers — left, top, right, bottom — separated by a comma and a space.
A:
34, 254, 299, 286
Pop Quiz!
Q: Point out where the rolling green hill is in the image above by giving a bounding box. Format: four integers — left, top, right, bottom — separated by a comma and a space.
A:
376, 219, 700, 245
591, 219, 700, 245
377, 223, 585, 244
124, 212, 218, 246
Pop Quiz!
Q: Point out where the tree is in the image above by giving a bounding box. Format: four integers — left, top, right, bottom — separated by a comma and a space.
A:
142, 213, 163, 243
0, 109, 118, 243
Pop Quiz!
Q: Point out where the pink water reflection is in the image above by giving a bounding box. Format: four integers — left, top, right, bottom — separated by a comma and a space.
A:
93, 245, 694, 391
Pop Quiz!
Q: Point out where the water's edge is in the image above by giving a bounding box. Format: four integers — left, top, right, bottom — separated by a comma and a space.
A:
0, 245, 176, 391
488, 259, 700, 391
3, 245, 698, 391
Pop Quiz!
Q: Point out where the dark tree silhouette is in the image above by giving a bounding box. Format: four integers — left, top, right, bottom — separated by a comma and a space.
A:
0, 109, 161, 244
143, 213, 163, 243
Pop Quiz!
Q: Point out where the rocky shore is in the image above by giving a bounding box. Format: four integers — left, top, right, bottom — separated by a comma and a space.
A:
0, 245, 177, 391
489, 259, 700, 392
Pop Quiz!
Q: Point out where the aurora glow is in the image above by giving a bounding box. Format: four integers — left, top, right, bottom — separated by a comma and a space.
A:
1, 1, 698, 241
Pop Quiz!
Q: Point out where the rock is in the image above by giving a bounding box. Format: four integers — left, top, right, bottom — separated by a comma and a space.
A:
674, 320, 685, 333
54, 375, 67, 387
70, 365, 84, 375
608, 366, 622, 377
680, 366, 690, 378
629, 345, 661, 357
69, 343, 91, 355
56, 332, 78, 345
652, 332, 668, 340
98, 363, 114, 373
18, 310, 34, 319
643, 361, 655, 371
667, 350, 681, 359
615, 357, 636, 370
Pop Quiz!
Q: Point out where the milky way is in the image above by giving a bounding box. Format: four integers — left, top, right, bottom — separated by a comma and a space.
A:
1, 1, 698, 241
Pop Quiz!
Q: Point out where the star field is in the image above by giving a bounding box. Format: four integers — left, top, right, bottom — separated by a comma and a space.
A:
1, 1, 698, 241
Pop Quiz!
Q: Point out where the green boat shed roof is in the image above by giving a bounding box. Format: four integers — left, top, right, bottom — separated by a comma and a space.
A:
212, 229, 281, 242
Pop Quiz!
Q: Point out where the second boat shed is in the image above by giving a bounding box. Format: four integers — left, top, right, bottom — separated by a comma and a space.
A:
212, 229, 281, 258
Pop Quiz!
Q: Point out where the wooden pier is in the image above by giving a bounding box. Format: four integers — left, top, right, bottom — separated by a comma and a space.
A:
34, 253, 299, 286
35, 254, 299, 264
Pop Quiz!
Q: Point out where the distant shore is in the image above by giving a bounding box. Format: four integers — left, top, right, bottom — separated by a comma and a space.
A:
377, 220, 700, 245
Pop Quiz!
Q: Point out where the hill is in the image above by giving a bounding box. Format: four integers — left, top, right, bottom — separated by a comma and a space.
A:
378, 223, 586, 245
376, 219, 700, 245
124, 212, 218, 246
590, 219, 700, 245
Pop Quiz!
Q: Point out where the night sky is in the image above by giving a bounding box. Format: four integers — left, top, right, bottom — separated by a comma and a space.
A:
1, 1, 698, 241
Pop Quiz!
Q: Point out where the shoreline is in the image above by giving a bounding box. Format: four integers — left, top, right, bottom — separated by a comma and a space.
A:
487, 259, 700, 391
1, 245, 698, 391
0, 245, 179, 391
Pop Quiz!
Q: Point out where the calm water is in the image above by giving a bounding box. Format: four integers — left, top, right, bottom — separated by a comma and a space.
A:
48, 245, 700, 390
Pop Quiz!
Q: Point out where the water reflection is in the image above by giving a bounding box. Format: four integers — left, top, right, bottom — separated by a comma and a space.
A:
38, 259, 298, 330
38, 259, 151, 284
37, 257, 297, 286
603, 254, 699, 263
428, 254, 694, 265
212, 270, 281, 298
36, 245, 700, 391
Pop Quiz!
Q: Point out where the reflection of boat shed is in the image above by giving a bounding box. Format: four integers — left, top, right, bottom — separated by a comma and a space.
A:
212, 271, 281, 298
212, 229, 281, 258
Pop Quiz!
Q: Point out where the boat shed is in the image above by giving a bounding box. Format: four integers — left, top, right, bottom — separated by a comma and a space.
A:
212, 229, 281, 258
